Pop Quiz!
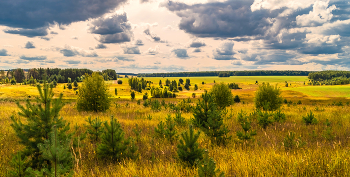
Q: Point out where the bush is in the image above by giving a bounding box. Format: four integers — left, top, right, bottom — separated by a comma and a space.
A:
302, 111, 317, 125
76, 72, 111, 112
209, 82, 233, 110
254, 82, 283, 111
131, 91, 135, 100
234, 95, 240, 103
117, 80, 123, 84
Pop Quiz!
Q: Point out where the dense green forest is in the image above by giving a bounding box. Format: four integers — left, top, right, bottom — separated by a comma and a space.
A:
308, 71, 350, 85
138, 70, 313, 77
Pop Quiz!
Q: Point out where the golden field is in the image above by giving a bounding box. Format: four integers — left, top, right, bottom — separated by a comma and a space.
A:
1, 76, 350, 176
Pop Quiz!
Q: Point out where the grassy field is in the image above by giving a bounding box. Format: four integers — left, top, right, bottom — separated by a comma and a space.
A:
1, 76, 350, 176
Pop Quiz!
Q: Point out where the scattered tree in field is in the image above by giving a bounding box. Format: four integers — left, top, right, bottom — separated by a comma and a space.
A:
192, 93, 196, 98
302, 111, 317, 125
85, 116, 105, 144
254, 82, 283, 111
13, 68, 25, 83
97, 116, 138, 161
131, 91, 135, 100
73, 80, 78, 88
164, 115, 178, 144
143, 92, 148, 100
117, 80, 123, 84
177, 125, 204, 166
115, 88, 118, 96
234, 95, 240, 103
67, 83, 72, 89
236, 110, 256, 141
10, 80, 71, 170
76, 72, 111, 112
209, 82, 233, 110
10, 78, 16, 85
257, 110, 273, 129
179, 78, 184, 84
194, 84, 198, 91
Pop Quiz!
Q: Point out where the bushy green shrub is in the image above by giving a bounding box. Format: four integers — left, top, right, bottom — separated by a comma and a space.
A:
254, 82, 283, 111
209, 82, 233, 109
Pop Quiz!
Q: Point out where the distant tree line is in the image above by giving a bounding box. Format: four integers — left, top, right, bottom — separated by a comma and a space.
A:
138, 70, 313, 77
308, 70, 350, 85
0, 68, 119, 84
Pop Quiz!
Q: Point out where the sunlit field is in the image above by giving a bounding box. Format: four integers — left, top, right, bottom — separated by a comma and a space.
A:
1, 76, 350, 176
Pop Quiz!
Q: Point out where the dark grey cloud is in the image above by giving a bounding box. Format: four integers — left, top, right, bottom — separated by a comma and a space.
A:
213, 42, 236, 60
95, 44, 107, 49
89, 13, 133, 44
231, 61, 242, 65
0, 0, 127, 29
20, 55, 47, 61
50, 31, 58, 34
135, 39, 144, 46
40, 37, 50, 41
65, 60, 81, 64
300, 44, 343, 55
4, 27, 48, 37
140, 0, 150, 3
144, 29, 162, 42
0, 49, 10, 56
323, 23, 350, 37
59, 47, 98, 57
193, 48, 201, 52
45, 60, 55, 63
190, 41, 206, 48
172, 49, 188, 58
123, 46, 141, 54
25, 41, 35, 49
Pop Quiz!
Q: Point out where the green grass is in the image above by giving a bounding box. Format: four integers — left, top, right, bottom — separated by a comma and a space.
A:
283, 85, 350, 98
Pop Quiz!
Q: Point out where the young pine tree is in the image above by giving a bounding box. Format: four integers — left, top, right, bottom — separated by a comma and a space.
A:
8, 152, 28, 177
177, 125, 205, 166
236, 110, 257, 141
164, 115, 178, 145
97, 116, 138, 161
10, 79, 71, 170
197, 152, 225, 177
27, 125, 73, 177
85, 116, 105, 144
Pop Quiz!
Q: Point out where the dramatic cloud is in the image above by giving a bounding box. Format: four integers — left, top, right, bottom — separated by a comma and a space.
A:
0, 49, 10, 56
4, 27, 48, 37
59, 46, 98, 57
95, 44, 107, 49
20, 55, 47, 61
172, 49, 189, 58
213, 42, 236, 60
0, 0, 127, 29
25, 41, 35, 49
89, 13, 133, 44
296, 1, 336, 27
123, 46, 141, 54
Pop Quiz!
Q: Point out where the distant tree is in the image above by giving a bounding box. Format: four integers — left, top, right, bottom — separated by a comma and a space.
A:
13, 68, 25, 83
117, 80, 123, 84
234, 95, 240, 103
10, 78, 16, 85
194, 84, 198, 91
254, 82, 283, 111
159, 80, 162, 85
131, 91, 136, 100
209, 82, 233, 109
67, 83, 72, 89
76, 72, 111, 112
179, 78, 184, 85
115, 88, 118, 96
73, 80, 78, 88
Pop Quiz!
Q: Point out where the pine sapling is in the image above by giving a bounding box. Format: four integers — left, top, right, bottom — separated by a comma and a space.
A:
8, 152, 28, 177
283, 132, 306, 151
236, 110, 257, 141
197, 152, 225, 177
174, 112, 187, 127
97, 116, 138, 161
27, 125, 73, 177
323, 119, 335, 140
154, 121, 166, 139
85, 116, 105, 144
273, 109, 286, 122
177, 125, 205, 166
164, 115, 178, 144
257, 110, 273, 129
132, 124, 142, 143
302, 111, 317, 125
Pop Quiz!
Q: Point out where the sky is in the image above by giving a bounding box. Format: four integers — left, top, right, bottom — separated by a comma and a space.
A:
0, 0, 350, 73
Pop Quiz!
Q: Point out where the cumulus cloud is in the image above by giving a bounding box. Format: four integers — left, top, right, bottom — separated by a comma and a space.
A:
189, 40, 206, 48
135, 39, 144, 46
20, 55, 47, 61
172, 49, 189, 58
0, 49, 10, 56
25, 41, 35, 49
123, 46, 141, 54
89, 13, 133, 44
296, 1, 336, 27
0, 0, 127, 29
147, 46, 159, 55
113, 56, 135, 62
95, 44, 107, 49
58, 46, 98, 57
4, 27, 48, 37
213, 42, 236, 60
193, 48, 201, 52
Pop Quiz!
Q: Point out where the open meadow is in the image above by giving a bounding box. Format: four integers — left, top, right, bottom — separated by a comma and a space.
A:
1, 76, 350, 176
